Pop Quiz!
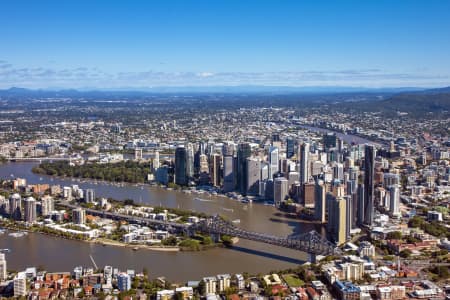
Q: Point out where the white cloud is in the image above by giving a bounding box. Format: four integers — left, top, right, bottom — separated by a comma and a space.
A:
0, 60, 448, 89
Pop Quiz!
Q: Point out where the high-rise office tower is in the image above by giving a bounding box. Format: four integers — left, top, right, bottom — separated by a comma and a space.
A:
383, 173, 399, 188
175, 145, 188, 186
274, 177, 289, 207
153, 151, 160, 170
357, 184, 365, 226
260, 162, 269, 181
303, 182, 315, 208
222, 155, 234, 192
246, 157, 261, 195
186, 143, 194, 179
210, 153, 221, 187
338, 139, 344, 153
72, 208, 86, 225
199, 154, 209, 174
286, 138, 295, 158
300, 142, 310, 184
323, 133, 337, 150
269, 146, 279, 179
237, 143, 251, 195
194, 147, 202, 176
315, 180, 326, 223
389, 184, 400, 217
0, 253, 6, 281
327, 194, 347, 245
9, 193, 21, 220
333, 163, 344, 181
85, 188, 95, 203
271, 133, 281, 149
345, 195, 352, 238
363, 145, 375, 226
23, 197, 36, 223
288, 171, 299, 187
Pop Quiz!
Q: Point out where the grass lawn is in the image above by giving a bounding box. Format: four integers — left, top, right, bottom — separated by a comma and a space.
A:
282, 274, 305, 287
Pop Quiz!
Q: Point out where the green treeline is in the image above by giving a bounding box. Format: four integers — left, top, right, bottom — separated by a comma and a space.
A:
32, 160, 151, 183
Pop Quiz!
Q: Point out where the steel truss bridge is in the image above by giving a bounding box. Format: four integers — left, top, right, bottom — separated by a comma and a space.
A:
191, 216, 340, 257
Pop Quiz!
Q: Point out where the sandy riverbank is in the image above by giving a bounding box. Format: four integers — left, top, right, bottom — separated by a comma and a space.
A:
93, 238, 180, 252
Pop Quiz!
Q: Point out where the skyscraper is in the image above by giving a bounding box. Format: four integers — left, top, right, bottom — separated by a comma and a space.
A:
274, 177, 289, 207
269, 146, 279, 179
363, 145, 375, 226
300, 142, 310, 184
210, 153, 221, 187
175, 145, 188, 186
323, 133, 337, 150
186, 143, 194, 179
389, 184, 400, 217
222, 155, 234, 192
9, 193, 21, 221
153, 151, 160, 170
40, 195, 54, 217
237, 143, 251, 195
246, 157, 261, 195
286, 138, 295, 158
357, 184, 365, 226
315, 180, 326, 223
23, 197, 36, 223
327, 194, 347, 245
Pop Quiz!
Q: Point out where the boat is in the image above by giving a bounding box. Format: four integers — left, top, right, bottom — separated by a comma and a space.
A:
8, 232, 27, 238
132, 247, 139, 251
232, 219, 240, 224
0, 249, 10, 253
194, 197, 213, 202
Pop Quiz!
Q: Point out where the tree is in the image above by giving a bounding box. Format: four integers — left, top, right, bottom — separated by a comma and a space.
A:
197, 280, 206, 296
399, 249, 412, 258
386, 231, 402, 240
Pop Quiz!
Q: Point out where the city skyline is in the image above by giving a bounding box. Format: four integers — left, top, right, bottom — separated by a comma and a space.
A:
1, 0, 450, 89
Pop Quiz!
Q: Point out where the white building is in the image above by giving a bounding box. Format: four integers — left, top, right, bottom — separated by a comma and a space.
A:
41, 195, 54, 216
14, 271, 27, 297
216, 274, 231, 292
203, 276, 217, 295
0, 253, 7, 281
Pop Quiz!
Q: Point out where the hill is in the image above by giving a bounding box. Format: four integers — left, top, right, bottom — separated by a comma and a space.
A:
342, 87, 450, 117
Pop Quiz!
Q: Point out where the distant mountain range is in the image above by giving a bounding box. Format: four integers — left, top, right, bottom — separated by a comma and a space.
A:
344, 86, 450, 116
0, 86, 449, 117
0, 85, 427, 97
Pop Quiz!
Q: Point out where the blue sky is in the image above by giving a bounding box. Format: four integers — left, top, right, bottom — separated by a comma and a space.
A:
1, 0, 450, 89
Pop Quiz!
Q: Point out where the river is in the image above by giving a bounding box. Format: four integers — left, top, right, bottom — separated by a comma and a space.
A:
0, 162, 324, 282
299, 125, 380, 146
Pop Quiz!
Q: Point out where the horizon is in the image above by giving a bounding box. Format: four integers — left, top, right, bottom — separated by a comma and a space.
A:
1, 1, 450, 89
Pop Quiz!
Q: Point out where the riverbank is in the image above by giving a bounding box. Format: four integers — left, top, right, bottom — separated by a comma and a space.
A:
94, 238, 181, 252
30, 162, 248, 204
0, 219, 228, 254
0, 161, 313, 281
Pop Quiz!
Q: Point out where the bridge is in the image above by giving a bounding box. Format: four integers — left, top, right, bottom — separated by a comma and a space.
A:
191, 215, 340, 260
58, 202, 339, 261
